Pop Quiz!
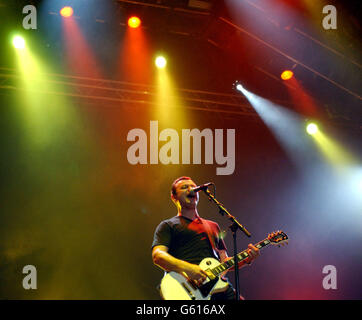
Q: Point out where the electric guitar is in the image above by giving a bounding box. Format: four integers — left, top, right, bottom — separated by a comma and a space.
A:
160, 230, 288, 300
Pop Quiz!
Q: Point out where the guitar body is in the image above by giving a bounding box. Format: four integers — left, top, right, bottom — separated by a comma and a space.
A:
160, 257, 229, 300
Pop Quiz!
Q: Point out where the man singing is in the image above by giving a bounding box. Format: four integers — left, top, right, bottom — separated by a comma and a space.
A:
152, 176, 259, 300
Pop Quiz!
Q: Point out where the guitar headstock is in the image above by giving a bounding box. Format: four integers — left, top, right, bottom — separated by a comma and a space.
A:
268, 230, 288, 247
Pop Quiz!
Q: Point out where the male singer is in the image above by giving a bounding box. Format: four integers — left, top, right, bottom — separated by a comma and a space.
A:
152, 176, 259, 299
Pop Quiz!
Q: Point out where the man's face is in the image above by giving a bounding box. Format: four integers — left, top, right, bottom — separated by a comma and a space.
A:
173, 179, 199, 209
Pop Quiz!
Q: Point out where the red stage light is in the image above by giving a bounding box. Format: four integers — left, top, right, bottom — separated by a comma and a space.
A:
281, 70, 294, 80
60, 6, 74, 18
128, 16, 141, 28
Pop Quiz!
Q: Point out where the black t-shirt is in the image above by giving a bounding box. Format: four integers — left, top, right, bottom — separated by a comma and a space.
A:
152, 215, 227, 265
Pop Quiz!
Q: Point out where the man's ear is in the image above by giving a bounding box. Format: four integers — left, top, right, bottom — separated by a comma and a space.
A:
171, 192, 181, 210
170, 192, 177, 204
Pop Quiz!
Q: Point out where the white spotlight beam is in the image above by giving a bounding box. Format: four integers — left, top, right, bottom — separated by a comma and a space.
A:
239, 87, 317, 167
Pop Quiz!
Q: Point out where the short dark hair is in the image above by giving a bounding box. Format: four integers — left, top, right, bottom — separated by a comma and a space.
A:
171, 176, 192, 196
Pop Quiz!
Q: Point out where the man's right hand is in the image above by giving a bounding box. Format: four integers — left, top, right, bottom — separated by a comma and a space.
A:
182, 263, 208, 285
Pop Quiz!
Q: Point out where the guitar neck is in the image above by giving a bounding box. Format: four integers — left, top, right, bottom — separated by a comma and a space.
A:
210, 238, 271, 277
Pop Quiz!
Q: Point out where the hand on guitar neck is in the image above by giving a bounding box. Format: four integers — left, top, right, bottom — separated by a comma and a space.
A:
223, 243, 260, 273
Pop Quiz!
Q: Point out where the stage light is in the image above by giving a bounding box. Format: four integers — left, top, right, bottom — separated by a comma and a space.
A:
60, 6, 74, 18
306, 122, 318, 135
128, 16, 141, 28
281, 70, 294, 81
155, 56, 167, 69
233, 81, 244, 92
12, 36, 25, 49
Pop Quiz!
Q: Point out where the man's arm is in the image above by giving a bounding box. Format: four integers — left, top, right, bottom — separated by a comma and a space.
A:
152, 245, 208, 283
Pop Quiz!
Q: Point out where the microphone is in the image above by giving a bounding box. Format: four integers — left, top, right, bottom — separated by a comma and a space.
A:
189, 182, 213, 196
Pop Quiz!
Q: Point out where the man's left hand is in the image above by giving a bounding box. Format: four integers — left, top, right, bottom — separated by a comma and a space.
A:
244, 243, 260, 265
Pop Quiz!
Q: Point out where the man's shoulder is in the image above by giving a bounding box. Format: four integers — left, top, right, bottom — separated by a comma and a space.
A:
200, 218, 219, 227
157, 215, 181, 227
200, 218, 221, 234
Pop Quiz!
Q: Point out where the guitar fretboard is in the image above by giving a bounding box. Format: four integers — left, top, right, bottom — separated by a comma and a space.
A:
210, 238, 271, 277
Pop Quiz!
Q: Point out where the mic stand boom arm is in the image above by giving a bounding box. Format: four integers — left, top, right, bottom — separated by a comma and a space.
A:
202, 188, 251, 301
203, 189, 251, 238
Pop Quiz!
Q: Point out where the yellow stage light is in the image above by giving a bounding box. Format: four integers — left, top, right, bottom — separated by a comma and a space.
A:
155, 56, 167, 69
128, 16, 141, 28
306, 123, 318, 135
281, 70, 294, 81
13, 36, 25, 50
60, 6, 74, 18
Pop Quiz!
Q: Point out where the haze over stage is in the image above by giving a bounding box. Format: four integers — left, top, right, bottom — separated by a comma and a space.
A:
0, 0, 361, 300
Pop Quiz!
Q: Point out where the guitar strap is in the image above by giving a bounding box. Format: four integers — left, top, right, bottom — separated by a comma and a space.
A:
199, 218, 220, 260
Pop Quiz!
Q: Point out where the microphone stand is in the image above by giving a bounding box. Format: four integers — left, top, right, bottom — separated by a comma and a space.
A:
202, 188, 251, 301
